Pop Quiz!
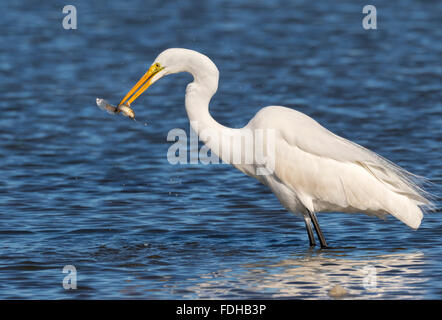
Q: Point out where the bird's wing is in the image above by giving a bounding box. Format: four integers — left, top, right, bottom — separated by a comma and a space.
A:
248, 106, 432, 208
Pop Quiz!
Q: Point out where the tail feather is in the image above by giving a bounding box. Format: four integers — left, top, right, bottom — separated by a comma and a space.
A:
358, 160, 433, 207
353, 150, 434, 229
388, 195, 424, 229
333, 134, 435, 215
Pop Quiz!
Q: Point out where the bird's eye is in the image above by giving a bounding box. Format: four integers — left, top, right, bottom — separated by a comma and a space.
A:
155, 63, 160, 68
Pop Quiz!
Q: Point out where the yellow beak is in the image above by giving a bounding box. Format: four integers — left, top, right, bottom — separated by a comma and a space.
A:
118, 63, 164, 107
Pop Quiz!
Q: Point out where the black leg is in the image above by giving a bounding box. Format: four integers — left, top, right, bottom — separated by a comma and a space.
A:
308, 211, 328, 248
303, 215, 316, 247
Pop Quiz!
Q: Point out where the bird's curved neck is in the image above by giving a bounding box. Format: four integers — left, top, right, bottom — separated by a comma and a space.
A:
185, 81, 231, 149
183, 63, 244, 167
185, 83, 220, 128
173, 50, 243, 163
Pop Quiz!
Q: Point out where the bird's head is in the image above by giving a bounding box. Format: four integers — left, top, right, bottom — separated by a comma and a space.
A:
118, 48, 218, 107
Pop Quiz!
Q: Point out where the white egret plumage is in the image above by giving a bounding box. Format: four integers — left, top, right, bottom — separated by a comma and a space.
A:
116, 48, 433, 248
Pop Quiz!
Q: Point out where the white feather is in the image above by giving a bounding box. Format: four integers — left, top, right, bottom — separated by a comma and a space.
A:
245, 106, 433, 229
144, 49, 434, 235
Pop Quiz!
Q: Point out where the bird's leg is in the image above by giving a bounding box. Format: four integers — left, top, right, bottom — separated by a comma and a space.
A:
308, 211, 328, 249
303, 215, 316, 247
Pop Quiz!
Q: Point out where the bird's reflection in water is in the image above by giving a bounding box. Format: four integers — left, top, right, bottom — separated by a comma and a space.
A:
186, 251, 427, 299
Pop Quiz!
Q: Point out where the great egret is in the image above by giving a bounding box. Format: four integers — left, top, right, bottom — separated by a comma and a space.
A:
114, 48, 433, 248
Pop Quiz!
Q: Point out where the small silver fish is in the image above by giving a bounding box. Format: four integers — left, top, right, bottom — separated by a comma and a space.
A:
118, 104, 135, 119
96, 98, 135, 120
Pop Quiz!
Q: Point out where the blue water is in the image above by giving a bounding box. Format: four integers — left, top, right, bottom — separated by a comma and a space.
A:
0, 0, 441, 299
